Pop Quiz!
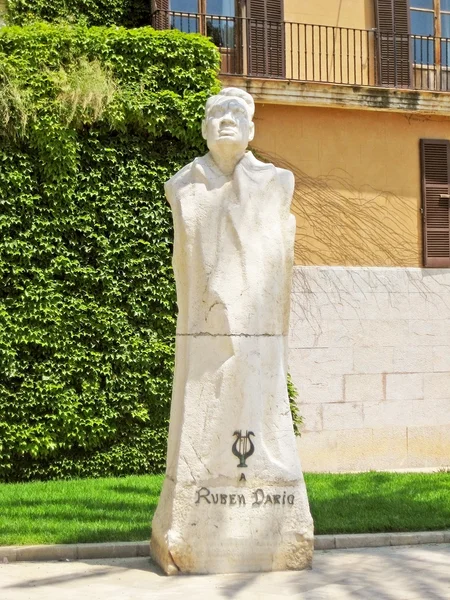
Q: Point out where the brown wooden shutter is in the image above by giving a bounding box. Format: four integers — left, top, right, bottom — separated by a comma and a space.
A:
421, 139, 450, 267
247, 0, 284, 78
375, 0, 411, 87
153, 0, 169, 29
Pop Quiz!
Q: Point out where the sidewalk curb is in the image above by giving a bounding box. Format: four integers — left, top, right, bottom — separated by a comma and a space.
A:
314, 530, 450, 550
0, 541, 150, 563
1, 532, 449, 563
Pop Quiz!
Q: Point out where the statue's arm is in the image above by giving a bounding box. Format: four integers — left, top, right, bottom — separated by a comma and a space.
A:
277, 168, 295, 210
164, 179, 175, 208
164, 162, 192, 209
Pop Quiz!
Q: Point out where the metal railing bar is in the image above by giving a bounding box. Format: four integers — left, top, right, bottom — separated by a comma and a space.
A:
151, 11, 450, 93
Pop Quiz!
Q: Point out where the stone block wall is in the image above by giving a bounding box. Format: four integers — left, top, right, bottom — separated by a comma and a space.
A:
289, 266, 450, 472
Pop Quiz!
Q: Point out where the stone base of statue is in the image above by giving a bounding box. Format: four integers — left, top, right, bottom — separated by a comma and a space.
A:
150, 482, 313, 575
150, 89, 313, 575
150, 336, 314, 575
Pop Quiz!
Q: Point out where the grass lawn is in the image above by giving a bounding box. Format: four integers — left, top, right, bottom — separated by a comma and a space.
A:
0, 471, 449, 546
0, 474, 164, 546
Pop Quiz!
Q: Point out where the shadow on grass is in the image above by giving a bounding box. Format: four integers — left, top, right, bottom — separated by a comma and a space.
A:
105, 483, 158, 494
0, 494, 160, 545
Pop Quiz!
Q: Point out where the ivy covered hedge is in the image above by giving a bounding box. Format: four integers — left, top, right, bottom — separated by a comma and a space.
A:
7, 0, 152, 28
0, 24, 220, 481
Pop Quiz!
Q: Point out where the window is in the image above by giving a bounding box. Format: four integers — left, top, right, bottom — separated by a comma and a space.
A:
206, 0, 236, 48
168, 0, 235, 44
410, 0, 434, 64
440, 0, 450, 66
170, 0, 201, 33
420, 139, 450, 267
410, 0, 450, 66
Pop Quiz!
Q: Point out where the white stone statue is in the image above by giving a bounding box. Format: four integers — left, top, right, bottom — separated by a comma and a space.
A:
150, 87, 313, 575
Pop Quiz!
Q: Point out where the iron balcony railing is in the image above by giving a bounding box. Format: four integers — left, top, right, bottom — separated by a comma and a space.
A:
152, 10, 450, 93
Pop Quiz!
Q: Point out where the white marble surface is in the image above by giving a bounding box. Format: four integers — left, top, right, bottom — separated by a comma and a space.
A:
150, 88, 313, 574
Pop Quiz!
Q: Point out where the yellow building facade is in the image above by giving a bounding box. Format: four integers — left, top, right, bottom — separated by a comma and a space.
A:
284, 0, 375, 29
254, 104, 440, 268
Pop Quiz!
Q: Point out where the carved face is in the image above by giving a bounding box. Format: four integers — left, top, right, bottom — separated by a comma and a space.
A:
202, 97, 255, 153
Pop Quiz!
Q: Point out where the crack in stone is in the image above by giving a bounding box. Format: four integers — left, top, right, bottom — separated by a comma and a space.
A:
168, 550, 181, 573
176, 333, 287, 338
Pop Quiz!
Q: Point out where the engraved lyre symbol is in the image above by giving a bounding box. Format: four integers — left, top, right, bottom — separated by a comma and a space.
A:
232, 430, 255, 468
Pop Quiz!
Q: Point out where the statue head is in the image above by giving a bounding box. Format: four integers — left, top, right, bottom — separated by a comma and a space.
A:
202, 87, 255, 156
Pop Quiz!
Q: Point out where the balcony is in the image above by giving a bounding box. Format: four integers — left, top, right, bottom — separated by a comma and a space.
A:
152, 10, 450, 115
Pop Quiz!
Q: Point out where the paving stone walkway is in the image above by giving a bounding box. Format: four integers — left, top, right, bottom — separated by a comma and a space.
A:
1, 544, 449, 600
